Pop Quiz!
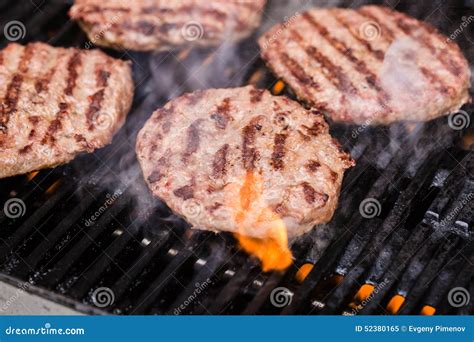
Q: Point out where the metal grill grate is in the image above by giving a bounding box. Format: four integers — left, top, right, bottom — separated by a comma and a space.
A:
0, 0, 472, 315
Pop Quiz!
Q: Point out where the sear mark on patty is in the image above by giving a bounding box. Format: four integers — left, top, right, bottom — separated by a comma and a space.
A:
249, 88, 265, 103
271, 133, 287, 170
173, 185, 194, 200
182, 120, 203, 162
242, 116, 263, 170
302, 182, 329, 206
306, 160, 321, 172
210, 97, 232, 129
212, 144, 230, 179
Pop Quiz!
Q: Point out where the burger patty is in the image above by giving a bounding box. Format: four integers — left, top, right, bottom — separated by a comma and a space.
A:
0, 42, 134, 179
69, 0, 266, 51
258, 5, 471, 124
136, 86, 354, 239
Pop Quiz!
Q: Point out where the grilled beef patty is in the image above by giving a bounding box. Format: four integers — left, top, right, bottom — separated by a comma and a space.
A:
69, 0, 266, 51
0, 42, 133, 179
136, 86, 354, 238
259, 5, 471, 124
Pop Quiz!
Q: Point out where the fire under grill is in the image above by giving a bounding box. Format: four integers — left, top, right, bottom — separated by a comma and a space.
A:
0, 0, 473, 315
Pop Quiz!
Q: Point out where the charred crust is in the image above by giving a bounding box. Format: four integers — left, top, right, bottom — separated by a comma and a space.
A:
249, 88, 265, 103
306, 160, 321, 172
210, 97, 232, 129
242, 117, 263, 170
65, 51, 82, 96
173, 185, 194, 200
212, 144, 229, 179
147, 170, 163, 183
271, 133, 287, 170
302, 182, 329, 207
182, 120, 202, 161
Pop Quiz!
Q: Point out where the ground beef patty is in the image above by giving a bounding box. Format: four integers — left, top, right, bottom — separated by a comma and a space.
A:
136, 86, 354, 239
258, 5, 470, 125
0, 42, 133, 179
70, 0, 267, 51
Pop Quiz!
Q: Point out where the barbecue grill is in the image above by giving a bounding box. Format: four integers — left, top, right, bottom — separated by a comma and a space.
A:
0, 0, 472, 315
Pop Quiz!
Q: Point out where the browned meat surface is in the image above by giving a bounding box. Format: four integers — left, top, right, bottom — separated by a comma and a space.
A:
0, 42, 134, 179
70, 0, 266, 51
136, 86, 354, 238
259, 5, 470, 124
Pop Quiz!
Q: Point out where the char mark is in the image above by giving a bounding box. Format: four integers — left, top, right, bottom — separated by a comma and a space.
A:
242, 117, 263, 170
121, 20, 219, 38
210, 97, 232, 129
64, 51, 82, 96
97, 69, 111, 87
42, 102, 69, 144
212, 144, 229, 179
121, 20, 157, 35
278, 52, 319, 90
74, 134, 92, 150
173, 185, 194, 200
19, 144, 32, 154
141, 5, 229, 24
153, 104, 175, 123
147, 170, 164, 183
249, 88, 265, 103
207, 202, 223, 213
147, 155, 169, 183
80, 5, 131, 15
271, 134, 287, 170
0, 45, 33, 132
86, 68, 110, 130
182, 120, 202, 161
302, 182, 329, 206
35, 64, 57, 94
331, 11, 385, 61
302, 121, 326, 136
290, 21, 358, 95
306, 160, 321, 172
86, 90, 106, 130
302, 12, 392, 109
183, 90, 204, 106
0, 75, 23, 132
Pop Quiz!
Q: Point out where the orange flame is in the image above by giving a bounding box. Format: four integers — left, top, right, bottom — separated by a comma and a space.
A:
233, 171, 293, 272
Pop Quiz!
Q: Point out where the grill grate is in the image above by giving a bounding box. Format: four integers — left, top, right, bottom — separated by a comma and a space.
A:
0, 0, 472, 315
